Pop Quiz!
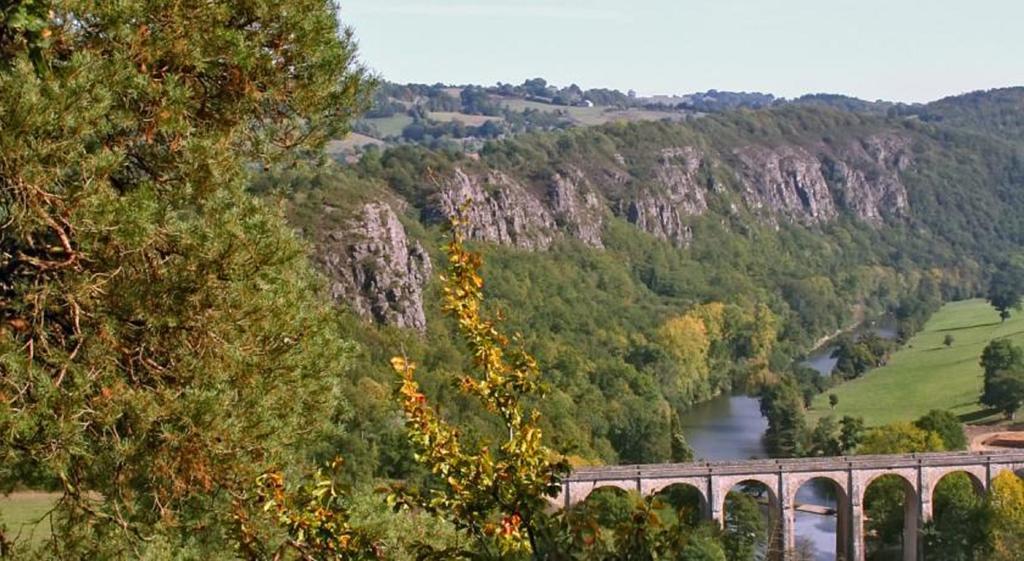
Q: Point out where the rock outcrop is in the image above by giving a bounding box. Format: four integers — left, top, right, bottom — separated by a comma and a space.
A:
653, 147, 710, 216
825, 134, 911, 223
732, 134, 912, 225
548, 167, 605, 247
426, 167, 605, 249
734, 145, 838, 224
315, 203, 432, 331
622, 193, 693, 246
613, 147, 709, 246
418, 137, 911, 249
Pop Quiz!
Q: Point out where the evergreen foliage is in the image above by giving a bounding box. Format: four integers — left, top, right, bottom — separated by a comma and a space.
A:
0, 1, 374, 555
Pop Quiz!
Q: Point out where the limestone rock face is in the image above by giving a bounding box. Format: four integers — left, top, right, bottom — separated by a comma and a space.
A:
825, 134, 911, 223
548, 167, 606, 248
654, 147, 710, 216
426, 167, 604, 249
623, 194, 693, 246
316, 202, 432, 331
734, 145, 838, 224
616, 147, 709, 246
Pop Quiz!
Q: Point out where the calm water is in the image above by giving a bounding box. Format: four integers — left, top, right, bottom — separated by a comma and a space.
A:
801, 317, 898, 378
679, 394, 837, 560
676, 317, 897, 560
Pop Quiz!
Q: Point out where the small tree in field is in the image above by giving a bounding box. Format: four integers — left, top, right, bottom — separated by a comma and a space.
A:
944, 334, 955, 347
988, 268, 1024, 322
981, 340, 1024, 419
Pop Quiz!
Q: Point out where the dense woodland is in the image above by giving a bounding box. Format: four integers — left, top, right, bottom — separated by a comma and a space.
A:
274, 103, 1024, 475
2, 1, 1024, 560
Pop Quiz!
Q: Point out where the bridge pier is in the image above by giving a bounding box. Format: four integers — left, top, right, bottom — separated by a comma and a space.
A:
836, 485, 852, 561
848, 475, 865, 561
777, 473, 795, 559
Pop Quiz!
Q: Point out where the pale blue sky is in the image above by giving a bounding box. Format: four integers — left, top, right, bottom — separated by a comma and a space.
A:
339, 0, 1023, 103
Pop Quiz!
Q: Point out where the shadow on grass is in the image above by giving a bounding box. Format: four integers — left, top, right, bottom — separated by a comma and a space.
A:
958, 408, 1003, 423
935, 322, 1002, 332
993, 329, 1024, 341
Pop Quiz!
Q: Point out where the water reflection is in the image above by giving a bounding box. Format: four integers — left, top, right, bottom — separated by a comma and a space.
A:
679, 397, 837, 560
678, 395, 768, 460
677, 317, 896, 560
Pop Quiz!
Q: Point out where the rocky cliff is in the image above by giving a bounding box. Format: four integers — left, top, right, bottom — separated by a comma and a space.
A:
425, 167, 605, 249
418, 134, 911, 251
734, 145, 839, 224
304, 126, 917, 330
314, 202, 432, 331
827, 134, 911, 223
732, 134, 911, 226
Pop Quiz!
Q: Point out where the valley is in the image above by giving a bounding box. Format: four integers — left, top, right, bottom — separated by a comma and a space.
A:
4, 3, 1024, 560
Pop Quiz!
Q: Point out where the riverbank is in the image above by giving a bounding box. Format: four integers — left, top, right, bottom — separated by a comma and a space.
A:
806, 305, 867, 354
809, 299, 1024, 426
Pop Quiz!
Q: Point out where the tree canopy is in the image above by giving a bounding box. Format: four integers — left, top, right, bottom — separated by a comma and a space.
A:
0, 1, 374, 555
980, 340, 1024, 419
987, 266, 1024, 321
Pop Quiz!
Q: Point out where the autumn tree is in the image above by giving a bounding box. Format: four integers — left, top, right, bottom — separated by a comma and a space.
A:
986, 471, 1024, 561
0, 1, 373, 556
659, 311, 712, 398
388, 214, 569, 558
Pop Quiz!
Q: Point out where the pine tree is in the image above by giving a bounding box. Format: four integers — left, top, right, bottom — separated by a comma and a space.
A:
0, 2, 373, 556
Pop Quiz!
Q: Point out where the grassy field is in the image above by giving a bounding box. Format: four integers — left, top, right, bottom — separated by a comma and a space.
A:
497, 97, 682, 126
359, 114, 414, 138
325, 133, 386, 156
810, 299, 1024, 426
0, 492, 57, 544
428, 111, 503, 126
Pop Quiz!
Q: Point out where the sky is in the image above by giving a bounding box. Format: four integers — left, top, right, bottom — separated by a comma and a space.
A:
339, 0, 1024, 103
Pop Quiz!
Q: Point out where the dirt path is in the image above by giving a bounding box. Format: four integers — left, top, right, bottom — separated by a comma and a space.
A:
967, 423, 1024, 452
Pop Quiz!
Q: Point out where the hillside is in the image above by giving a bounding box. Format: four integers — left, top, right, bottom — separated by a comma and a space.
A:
811, 299, 1024, 425
262, 102, 1024, 474
913, 87, 1024, 145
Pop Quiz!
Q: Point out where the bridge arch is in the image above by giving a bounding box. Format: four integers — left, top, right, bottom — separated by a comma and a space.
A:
926, 467, 986, 505
713, 473, 779, 516
641, 477, 709, 515
651, 482, 710, 526
559, 478, 639, 509
721, 477, 783, 560
860, 472, 920, 561
785, 471, 849, 506
788, 474, 851, 561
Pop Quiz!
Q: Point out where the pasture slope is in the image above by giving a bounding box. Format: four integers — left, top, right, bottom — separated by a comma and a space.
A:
811, 299, 1024, 426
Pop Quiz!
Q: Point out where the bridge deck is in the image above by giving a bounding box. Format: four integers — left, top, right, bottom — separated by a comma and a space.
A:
566, 451, 1024, 482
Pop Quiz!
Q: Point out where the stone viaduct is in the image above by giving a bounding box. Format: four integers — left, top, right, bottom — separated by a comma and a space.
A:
555, 451, 1024, 561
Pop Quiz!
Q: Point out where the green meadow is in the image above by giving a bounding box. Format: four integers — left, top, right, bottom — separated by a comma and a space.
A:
811, 299, 1024, 426
0, 493, 56, 545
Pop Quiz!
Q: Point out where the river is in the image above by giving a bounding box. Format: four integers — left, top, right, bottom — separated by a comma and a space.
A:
677, 317, 897, 560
